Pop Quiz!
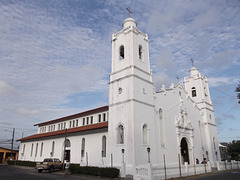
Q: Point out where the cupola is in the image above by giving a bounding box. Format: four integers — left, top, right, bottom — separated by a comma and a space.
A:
122, 17, 137, 29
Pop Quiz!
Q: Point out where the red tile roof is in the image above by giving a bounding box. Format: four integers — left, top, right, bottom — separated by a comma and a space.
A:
34, 106, 109, 127
17, 121, 108, 142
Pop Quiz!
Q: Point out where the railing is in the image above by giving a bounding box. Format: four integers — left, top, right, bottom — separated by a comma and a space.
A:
217, 160, 240, 171
133, 161, 240, 180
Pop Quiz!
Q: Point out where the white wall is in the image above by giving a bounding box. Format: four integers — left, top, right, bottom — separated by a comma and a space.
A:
18, 130, 108, 166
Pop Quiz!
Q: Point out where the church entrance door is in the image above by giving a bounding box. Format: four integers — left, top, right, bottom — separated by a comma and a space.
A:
65, 150, 70, 162
180, 138, 189, 164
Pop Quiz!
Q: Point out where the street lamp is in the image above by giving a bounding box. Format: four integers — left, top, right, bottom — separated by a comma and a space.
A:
121, 149, 125, 163
147, 147, 151, 163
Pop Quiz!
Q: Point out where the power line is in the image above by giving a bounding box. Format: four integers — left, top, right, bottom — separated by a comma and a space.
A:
0, 125, 36, 131
0, 126, 13, 130
0, 106, 41, 122
212, 87, 236, 99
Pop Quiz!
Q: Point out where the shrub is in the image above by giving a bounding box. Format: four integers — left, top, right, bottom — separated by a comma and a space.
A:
69, 164, 119, 178
100, 167, 120, 178
7, 160, 36, 167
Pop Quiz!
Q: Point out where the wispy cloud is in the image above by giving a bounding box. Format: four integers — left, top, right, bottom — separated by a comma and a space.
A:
0, 81, 17, 96
208, 77, 238, 87
17, 108, 40, 115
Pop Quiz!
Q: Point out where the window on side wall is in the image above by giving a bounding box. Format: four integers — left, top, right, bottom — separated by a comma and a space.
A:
103, 113, 106, 121
31, 143, 34, 157
91, 116, 93, 124
98, 114, 101, 123
40, 142, 43, 157
102, 136, 106, 157
81, 138, 85, 158
35, 143, 38, 157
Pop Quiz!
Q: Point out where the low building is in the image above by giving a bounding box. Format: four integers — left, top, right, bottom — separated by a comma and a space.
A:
0, 147, 18, 164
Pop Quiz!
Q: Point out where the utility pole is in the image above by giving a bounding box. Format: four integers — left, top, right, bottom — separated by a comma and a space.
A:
63, 128, 67, 170
11, 128, 15, 160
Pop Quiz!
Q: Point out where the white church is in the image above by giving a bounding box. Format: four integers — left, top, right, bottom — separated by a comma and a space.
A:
18, 17, 222, 179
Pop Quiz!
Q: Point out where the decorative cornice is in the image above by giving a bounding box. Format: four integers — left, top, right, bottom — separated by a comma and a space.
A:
109, 98, 155, 108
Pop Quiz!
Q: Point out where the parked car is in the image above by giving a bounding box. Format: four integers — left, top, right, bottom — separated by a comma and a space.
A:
36, 158, 64, 173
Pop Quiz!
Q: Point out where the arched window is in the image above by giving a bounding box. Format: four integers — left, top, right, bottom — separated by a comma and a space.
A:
142, 124, 149, 145
102, 136, 106, 157
51, 141, 55, 157
35, 143, 38, 157
159, 109, 165, 147
117, 125, 124, 144
22, 144, 25, 156
31, 143, 34, 157
40, 142, 43, 157
65, 139, 71, 147
139, 45, 143, 60
81, 138, 85, 157
119, 45, 124, 60
192, 87, 197, 97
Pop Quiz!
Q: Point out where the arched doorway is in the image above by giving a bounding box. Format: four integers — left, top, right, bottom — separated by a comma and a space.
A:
64, 139, 71, 162
180, 138, 189, 164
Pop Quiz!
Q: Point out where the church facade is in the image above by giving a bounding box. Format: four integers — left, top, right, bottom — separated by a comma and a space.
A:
18, 17, 221, 179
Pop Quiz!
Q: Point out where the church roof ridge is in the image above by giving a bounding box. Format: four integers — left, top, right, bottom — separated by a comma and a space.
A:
17, 121, 108, 142
34, 105, 109, 127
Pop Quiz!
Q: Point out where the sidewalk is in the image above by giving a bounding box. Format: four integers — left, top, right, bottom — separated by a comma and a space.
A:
169, 169, 239, 179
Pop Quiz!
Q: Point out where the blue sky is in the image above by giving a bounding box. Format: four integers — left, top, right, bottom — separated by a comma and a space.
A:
0, 0, 239, 149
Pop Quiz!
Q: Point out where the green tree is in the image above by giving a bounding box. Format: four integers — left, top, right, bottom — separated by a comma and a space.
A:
236, 83, 240, 104
227, 140, 240, 160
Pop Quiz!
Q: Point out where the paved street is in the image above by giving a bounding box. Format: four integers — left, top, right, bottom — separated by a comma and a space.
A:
0, 165, 109, 180
0, 164, 239, 180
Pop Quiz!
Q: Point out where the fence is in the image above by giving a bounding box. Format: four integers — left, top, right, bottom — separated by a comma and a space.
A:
133, 160, 240, 180
217, 160, 240, 171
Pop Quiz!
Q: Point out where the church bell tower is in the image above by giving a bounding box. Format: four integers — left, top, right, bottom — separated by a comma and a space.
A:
108, 17, 156, 175
184, 66, 220, 166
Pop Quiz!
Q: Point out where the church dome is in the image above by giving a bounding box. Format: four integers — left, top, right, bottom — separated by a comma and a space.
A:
189, 67, 200, 77
122, 17, 137, 28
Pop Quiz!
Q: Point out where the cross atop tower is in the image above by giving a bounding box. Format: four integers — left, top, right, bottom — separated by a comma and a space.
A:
176, 75, 180, 81
126, 8, 132, 17
191, 58, 194, 67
